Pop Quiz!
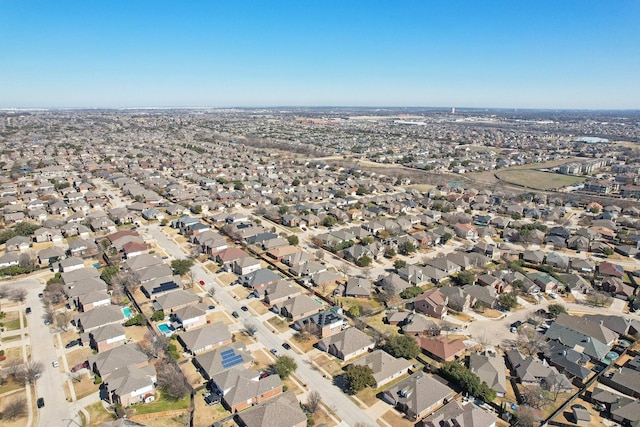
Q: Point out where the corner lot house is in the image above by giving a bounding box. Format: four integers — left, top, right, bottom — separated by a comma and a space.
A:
383, 372, 455, 420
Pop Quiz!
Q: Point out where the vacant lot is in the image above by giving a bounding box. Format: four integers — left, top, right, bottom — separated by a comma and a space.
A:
495, 169, 586, 190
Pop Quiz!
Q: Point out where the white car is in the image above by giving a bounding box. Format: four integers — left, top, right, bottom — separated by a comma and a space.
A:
52, 360, 59, 368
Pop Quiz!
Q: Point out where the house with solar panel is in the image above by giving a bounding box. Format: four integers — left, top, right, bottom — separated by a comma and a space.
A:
192, 342, 254, 381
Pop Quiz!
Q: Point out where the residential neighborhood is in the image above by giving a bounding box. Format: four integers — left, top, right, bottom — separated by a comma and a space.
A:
0, 108, 640, 427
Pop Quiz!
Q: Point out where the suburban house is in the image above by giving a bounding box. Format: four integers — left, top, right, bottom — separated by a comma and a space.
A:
104, 364, 157, 407
415, 335, 466, 362
278, 295, 323, 321
242, 268, 283, 291
317, 327, 375, 361
152, 290, 200, 313
414, 288, 448, 319
89, 344, 149, 379
75, 305, 125, 333
210, 367, 283, 413
294, 308, 347, 338
87, 323, 127, 352
178, 321, 232, 355
193, 342, 254, 381
171, 304, 207, 331
420, 400, 498, 427
469, 352, 508, 398
506, 349, 573, 392
383, 372, 456, 421
351, 349, 412, 389
233, 256, 262, 276
344, 277, 372, 298
261, 280, 303, 306
235, 391, 307, 427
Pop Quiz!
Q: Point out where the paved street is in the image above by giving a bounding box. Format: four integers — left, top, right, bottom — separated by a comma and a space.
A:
146, 224, 379, 426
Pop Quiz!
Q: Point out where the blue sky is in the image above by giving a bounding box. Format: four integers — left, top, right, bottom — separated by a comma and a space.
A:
1, 1, 639, 109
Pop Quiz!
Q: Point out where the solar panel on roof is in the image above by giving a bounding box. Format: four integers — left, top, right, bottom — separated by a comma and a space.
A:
221, 354, 244, 369
220, 349, 234, 357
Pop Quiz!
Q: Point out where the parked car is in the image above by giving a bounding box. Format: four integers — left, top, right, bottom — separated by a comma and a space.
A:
270, 348, 280, 357
231, 311, 240, 318
65, 339, 81, 349
71, 361, 90, 372
199, 280, 205, 286
259, 371, 271, 379
510, 320, 523, 329
282, 343, 291, 350
38, 293, 43, 298
52, 360, 59, 368
37, 398, 45, 408
25, 307, 32, 314
44, 319, 51, 325
241, 306, 249, 312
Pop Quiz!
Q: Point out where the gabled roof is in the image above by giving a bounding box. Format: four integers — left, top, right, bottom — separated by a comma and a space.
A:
236, 391, 307, 427
89, 344, 148, 378
469, 352, 508, 394
422, 400, 498, 427
351, 349, 411, 386
178, 321, 231, 352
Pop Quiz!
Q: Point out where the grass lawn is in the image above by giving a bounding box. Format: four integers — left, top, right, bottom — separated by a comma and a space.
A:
229, 286, 250, 299
481, 308, 503, 319
217, 273, 237, 286
364, 312, 400, 336
73, 372, 98, 400
130, 392, 190, 415
252, 348, 276, 371
192, 389, 231, 427
290, 334, 318, 354
266, 316, 290, 334
67, 347, 93, 368
247, 300, 268, 315
0, 389, 29, 427
181, 361, 206, 388
495, 169, 585, 190
448, 311, 473, 323
0, 376, 24, 395
85, 401, 116, 426
1, 311, 21, 331
312, 353, 344, 377
312, 405, 338, 427
4, 346, 26, 364
282, 376, 302, 395
382, 409, 414, 427
206, 311, 234, 325
1, 335, 22, 343
355, 387, 378, 407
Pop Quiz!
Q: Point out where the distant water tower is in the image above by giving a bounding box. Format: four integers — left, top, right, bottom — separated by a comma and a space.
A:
451, 107, 456, 114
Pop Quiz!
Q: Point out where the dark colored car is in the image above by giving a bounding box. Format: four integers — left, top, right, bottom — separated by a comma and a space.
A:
38, 293, 44, 298
510, 320, 523, 329
37, 398, 45, 408
25, 307, 32, 314
282, 343, 291, 350
231, 311, 240, 318
65, 339, 81, 349
241, 306, 248, 312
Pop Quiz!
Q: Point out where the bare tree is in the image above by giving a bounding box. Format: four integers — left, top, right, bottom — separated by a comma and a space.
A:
55, 311, 73, 332
588, 291, 613, 307
0, 285, 12, 298
139, 331, 168, 359
157, 363, 190, 400
244, 322, 257, 337
315, 249, 324, 261
5, 359, 23, 377
522, 385, 553, 409
15, 361, 44, 385
516, 406, 541, 427
516, 327, 548, 357
339, 263, 351, 276
306, 390, 321, 414
68, 371, 84, 383
18, 252, 35, 269
44, 304, 56, 325
1, 397, 27, 421
43, 281, 65, 304
9, 287, 28, 303
207, 287, 216, 297
184, 271, 195, 289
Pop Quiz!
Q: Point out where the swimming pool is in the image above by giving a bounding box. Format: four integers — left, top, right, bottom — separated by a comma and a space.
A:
158, 322, 174, 335
121, 307, 133, 318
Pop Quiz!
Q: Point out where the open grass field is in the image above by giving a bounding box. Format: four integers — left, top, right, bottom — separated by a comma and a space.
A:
495, 169, 586, 190
85, 401, 116, 426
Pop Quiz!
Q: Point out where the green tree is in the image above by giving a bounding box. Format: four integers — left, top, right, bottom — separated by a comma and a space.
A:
190, 204, 202, 214
356, 255, 372, 267
348, 305, 361, 317
441, 233, 453, 244
439, 361, 496, 403
384, 248, 397, 258
323, 216, 337, 227
274, 356, 297, 379
361, 236, 374, 245
393, 259, 407, 270
548, 303, 567, 318
400, 286, 423, 299
453, 270, 476, 286
171, 259, 194, 276
287, 235, 299, 246
151, 310, 165, 321
384, 334, 420, 359
100, 266, 120, 285
124, 314, 144, 326
497, 293, 518, 311
601, 246, 614, 256
398, 241, 416, 256
343, 364, 376, 394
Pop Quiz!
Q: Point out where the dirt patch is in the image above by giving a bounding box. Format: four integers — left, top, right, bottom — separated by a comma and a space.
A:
126, 325, 150, 342
480, 308, 503, 319
449, 311, 474, 323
